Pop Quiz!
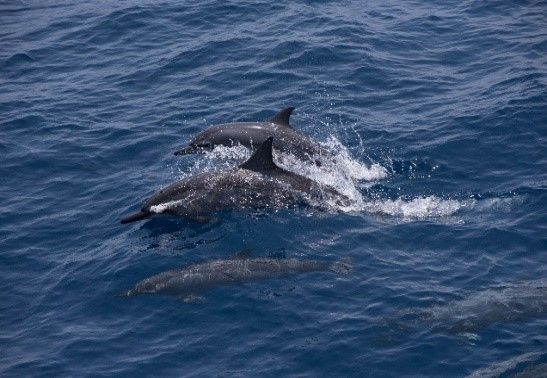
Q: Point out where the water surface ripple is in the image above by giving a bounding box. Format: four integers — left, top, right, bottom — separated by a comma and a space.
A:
1, 1, 546, 376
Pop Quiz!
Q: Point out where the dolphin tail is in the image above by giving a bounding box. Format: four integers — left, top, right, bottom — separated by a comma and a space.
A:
120, 210, 151, 224
330, 257, 352, 274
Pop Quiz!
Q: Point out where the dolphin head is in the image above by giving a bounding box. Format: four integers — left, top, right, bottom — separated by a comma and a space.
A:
121, 181, 189, 224
174, 123, 265, 156
174, 129, 216, 155
133, 278, 159, 294
124, 269, 187, 297
142, 182, 187, 213
124, 277, 162, 297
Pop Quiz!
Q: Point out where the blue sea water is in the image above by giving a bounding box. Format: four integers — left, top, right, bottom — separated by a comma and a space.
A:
1, 0, 546, 376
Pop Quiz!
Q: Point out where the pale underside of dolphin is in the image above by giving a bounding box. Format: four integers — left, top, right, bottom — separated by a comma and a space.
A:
122, 250, 351, 301
174, 107, 330, 165
120, 137, 350, 224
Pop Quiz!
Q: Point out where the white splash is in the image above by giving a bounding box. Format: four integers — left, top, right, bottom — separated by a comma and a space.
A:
363, 196, 465, 218
360, 195, 522, 220
275, 152, 364, 212
207, 144, 250, 163
170, 135, 519, 219
320, 136, 388, 182
173, 138, 385, 213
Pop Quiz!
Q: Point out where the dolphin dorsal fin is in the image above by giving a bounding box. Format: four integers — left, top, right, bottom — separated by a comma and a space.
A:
239, 137, 281, 172
270, 107, 295, 128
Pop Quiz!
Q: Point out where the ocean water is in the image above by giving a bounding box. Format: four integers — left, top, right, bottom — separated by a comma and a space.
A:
1, 0, 546, 376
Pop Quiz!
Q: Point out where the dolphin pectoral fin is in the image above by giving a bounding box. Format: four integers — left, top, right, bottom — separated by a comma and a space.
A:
179, 294, 206, 303
239, 137, 283, 173
168, 207, 213, 223
186, 214, 213, 223
221, 272, 243, 284
270, 107, 295, 128
229, 249, 252, 260
120, 211, 151, 224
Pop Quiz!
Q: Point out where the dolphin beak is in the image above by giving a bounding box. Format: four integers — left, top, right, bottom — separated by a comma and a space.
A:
120, 210, 151, 224
174, 145, 199, 156
116, 289, 136, 298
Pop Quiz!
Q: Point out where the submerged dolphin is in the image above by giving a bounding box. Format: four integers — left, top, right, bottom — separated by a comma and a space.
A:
121, 137, 349, 224
396, 280, 547, 334
174, 107, 329, 164
122, 251, 351, 300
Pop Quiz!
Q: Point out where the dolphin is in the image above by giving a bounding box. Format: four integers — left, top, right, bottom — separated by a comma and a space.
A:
395, 279, 547, 334
174, 107, 330, 165
121, 137, 349, 224
467, 352, 545, 378
122, 250, 351, 300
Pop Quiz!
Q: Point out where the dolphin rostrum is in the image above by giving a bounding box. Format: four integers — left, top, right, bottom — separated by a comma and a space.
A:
122, 251, 351, 300
121, 137, 349, 224
174, 107, 329, 165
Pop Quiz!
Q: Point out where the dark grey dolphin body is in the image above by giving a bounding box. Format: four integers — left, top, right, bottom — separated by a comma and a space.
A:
174, 107, 330, 165
123, 251, 351, 300
121, 137, 349, 224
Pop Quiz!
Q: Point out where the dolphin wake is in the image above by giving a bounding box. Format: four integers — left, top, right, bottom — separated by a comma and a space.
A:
172, 135, 519, 220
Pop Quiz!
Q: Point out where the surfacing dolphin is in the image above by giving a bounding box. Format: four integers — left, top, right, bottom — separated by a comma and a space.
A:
122, 251, 351, 301
121, 137, 350, 224
174, 107, 330, 165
